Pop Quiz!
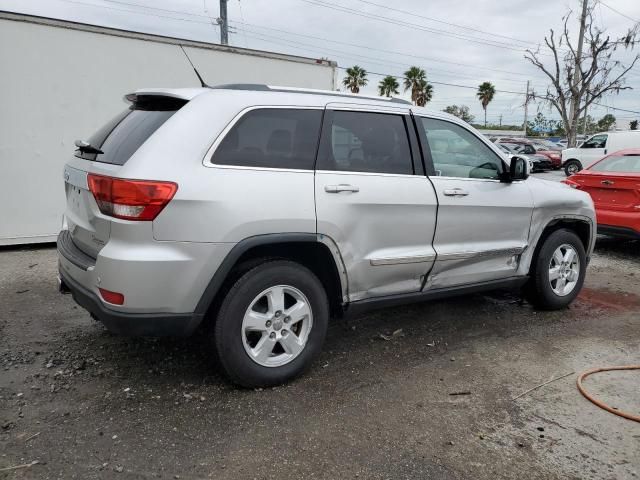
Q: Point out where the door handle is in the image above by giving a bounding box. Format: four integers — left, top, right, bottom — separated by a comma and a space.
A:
443, 188, 469, 197
601, 179, 615, 185
325, 184, 360, 193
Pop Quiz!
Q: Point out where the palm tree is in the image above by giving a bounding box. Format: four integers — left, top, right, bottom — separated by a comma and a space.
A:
476, 82, 496, 127
378, 76, 400, 97
403, 66, 426, 104
342, 66, 368, 94
415, 79, 434, 106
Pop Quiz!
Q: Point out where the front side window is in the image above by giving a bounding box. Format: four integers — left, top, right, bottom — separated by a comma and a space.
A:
317, 111, 413, 175
419, 118, 504, 179
581, 134, 608, 149
212, 109, 323, 170
590, 154, 640, 173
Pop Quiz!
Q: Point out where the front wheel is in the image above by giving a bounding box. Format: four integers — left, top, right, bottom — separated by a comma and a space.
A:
525, 229, 587, 310
214, 260, 329, 388
564, 160, 582, 176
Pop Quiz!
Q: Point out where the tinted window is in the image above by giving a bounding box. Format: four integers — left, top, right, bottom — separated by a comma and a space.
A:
590, 155, 640, 173
420, 118, 503, 179
317, 111, 413, 175
212, 109, 322, 170
76, 96, 185, 165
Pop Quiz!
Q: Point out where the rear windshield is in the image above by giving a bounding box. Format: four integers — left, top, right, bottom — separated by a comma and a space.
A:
591, 155, 640, 173
75, 96, 186, 165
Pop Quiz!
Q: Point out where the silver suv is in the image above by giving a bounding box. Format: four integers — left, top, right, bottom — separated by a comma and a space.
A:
58, 85, 596, 387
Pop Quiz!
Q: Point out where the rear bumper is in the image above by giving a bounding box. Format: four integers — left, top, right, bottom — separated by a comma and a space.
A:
59, 268, 202, 336
56, 229, 229, 336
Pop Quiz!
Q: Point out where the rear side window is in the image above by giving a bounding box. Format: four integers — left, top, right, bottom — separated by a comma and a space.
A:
76, 96, 186, 165
212, 109, 323, 170
317, 111, 413, 175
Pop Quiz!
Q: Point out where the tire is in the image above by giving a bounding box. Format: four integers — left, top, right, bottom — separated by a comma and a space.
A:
214, 260, 329, 388
525, 229, 587, 310
564, 160, 582, 176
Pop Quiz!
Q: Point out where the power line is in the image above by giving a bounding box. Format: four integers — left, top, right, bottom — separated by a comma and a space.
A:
52, 0, 215, 24
598, 1, 640, 24
346, 0, 540, 47
299, 0, 547, 54
229, 21, 547, 80
235, 26, 547, 88
591, 102, 640, 115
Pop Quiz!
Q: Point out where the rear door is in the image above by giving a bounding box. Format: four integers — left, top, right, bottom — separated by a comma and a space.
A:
315, 105, 438, 301
572, 154, 640, 214
414, 115, 534, 289
64, 96, 185, 257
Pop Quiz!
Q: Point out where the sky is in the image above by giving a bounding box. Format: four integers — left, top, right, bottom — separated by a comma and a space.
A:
1, 0, 639, 127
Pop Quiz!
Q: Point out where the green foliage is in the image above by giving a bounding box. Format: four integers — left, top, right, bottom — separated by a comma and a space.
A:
596, 113, 616, 132
342, 66, 368, 94
443, 105, 475, 123
631, 120, 639, 130
415, 79, 434, 106
403, 66, 426, 104
476, 82, 496, 126
378, 76, 400, 97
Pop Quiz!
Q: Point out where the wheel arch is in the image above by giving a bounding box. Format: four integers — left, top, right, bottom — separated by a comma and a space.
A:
520, 216, 594, 276
194, 234, 348, 322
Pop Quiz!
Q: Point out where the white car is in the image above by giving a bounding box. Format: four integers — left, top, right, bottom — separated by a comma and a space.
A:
562, 131, 640, 176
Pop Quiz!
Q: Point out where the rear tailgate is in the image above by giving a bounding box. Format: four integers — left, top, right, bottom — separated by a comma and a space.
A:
64, 94, 188, 258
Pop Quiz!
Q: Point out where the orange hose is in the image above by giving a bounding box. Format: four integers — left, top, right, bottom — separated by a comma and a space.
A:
576, 366, 640, 423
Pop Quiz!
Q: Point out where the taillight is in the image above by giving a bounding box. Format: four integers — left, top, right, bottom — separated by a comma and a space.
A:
99, 288, 125, 305
562, 179, 580, 189
87, 174, 177, 221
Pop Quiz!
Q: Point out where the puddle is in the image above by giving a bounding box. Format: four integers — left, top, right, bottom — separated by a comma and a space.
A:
575, 287, 640, 312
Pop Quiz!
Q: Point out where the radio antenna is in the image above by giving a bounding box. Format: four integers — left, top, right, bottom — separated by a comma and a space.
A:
180, 45, 209, 88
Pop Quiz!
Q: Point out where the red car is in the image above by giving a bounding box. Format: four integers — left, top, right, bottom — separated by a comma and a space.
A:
563, 149, 640, 239
498, 138, 562, 168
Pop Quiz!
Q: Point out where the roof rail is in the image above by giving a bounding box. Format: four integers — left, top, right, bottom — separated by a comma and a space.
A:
209, 83, 412, 105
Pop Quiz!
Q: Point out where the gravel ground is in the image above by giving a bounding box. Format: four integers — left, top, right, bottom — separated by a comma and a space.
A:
1, 170, 639, 479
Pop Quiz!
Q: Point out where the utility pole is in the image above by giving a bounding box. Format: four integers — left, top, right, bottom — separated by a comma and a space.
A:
219, 0, 229, 45
499, 114, 502, 127
523, 80, 530, 138
568, 0, 589, 146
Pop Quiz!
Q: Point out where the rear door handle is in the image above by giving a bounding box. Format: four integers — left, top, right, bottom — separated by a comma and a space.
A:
325, 184, 360, 193
443, 188, 469, 197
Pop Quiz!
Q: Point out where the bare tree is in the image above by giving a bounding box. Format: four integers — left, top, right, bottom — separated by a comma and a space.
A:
525, 0, 638, 147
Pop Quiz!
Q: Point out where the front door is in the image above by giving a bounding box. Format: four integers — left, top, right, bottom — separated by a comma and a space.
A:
414, 114, 534, 289
578, 133, 608, 166
315, 106, 438, 301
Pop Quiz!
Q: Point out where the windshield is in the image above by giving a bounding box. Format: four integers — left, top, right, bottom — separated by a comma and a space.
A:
590, 155, 640, 173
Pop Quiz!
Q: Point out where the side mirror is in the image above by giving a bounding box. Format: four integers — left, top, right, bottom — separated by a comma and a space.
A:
510, 156, 529, 181
501, 156, 529, 182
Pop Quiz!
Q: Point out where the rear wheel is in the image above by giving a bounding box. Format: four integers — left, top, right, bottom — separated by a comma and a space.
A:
214, 260, 329, 388
564, 159, 582, 176
525, 229, 586, 310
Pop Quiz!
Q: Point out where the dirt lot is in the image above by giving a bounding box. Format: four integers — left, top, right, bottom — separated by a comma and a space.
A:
2, 208, 640, 478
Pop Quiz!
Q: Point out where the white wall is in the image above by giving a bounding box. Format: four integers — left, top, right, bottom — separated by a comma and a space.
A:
0, 15, 335, 245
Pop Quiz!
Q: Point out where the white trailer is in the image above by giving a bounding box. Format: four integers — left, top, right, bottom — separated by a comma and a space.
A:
0, 12, 337, 245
